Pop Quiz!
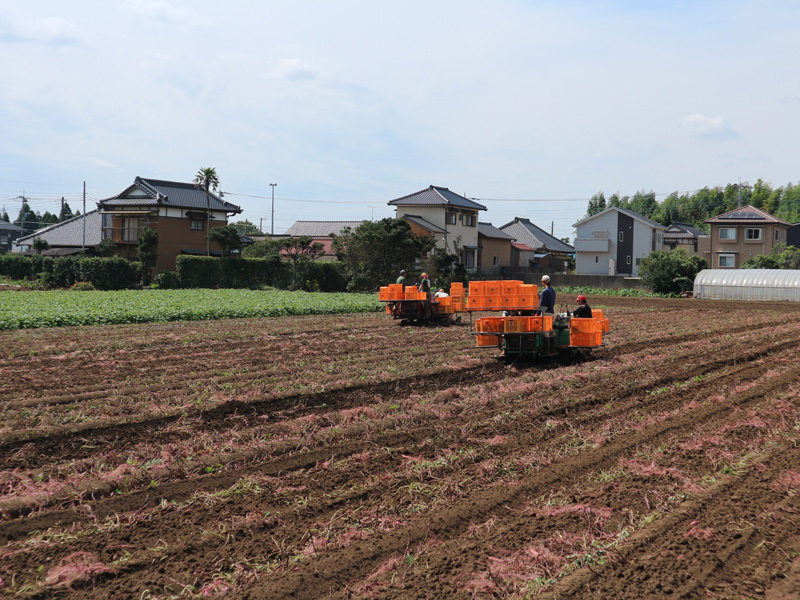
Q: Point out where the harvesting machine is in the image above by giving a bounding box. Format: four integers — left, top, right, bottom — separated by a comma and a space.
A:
466, 280, 610, 360
379, 282, 466, 325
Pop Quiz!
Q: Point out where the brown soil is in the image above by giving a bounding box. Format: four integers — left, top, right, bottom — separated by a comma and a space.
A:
2, 296, 800, 599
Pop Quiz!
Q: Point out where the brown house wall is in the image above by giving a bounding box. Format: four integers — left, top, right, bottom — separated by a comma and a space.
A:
111, 216, 226, 273
709, 223, 788, 268
478, 237, 512, 268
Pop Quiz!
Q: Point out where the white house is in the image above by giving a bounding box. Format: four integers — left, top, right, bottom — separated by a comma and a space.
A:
573, 207, 664, 276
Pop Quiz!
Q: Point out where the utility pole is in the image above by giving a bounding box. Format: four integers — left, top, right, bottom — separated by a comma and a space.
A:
259, 217, 263, 234
82, 182, 86, 253
270, 183, 277, 235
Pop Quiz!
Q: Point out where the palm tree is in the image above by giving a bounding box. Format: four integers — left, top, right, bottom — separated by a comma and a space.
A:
193, 167, 220, 256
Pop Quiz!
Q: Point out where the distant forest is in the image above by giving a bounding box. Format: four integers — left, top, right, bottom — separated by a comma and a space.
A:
585, 179, 800, 232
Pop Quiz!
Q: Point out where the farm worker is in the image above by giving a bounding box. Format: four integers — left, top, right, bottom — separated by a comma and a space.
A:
538, 275, 556, 315
418, 273, 432, 300
572, 294, 592, 318
434, 288, 449, 298
396, 269, 407, 285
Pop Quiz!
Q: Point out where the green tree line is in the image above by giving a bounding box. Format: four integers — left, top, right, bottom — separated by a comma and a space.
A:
585, 179, 800, 230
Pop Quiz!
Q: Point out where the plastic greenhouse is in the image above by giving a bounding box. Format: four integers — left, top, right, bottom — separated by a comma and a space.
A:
693, 269, 800, 301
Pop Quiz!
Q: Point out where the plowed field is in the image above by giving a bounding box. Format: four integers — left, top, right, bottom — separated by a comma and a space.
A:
2, 297, 800, 599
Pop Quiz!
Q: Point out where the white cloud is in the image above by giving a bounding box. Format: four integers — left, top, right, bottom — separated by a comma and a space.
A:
272, 59, 315, 81
118, 0, 210, 27
679, 114, 739, 140
93, 160, 119, 170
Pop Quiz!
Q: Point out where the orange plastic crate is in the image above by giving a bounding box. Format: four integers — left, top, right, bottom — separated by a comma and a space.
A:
513, 294, 536, 309
484, 296, 500, 310
502, 281, 520, 295
500, 295, 515, 308
485, 281, 501, 296
379, 286, 390, 301
570, 318, 601, 334
389, 284, 403, 294
504, 317, 528, 332
436, 296, 452, 306
467, 296, 485, 310
476, 317, 503, 332
469, 281, 485, 296
528, 316, 554, 331
476, 334, 500, 347
519, 283, 537, 296
570, 331, 603, 347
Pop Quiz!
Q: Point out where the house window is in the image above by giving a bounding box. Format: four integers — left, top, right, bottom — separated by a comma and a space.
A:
464, 250, 475, 268
122, 216, 140, 242
446, 213, 457, 225
745, 228, 762, 240
190, 219, 204, 231
636, 258, 641, 265
626, 255, 631, 265
776, 230, 780, 241
719, 253, 736, 268
464, 214, 476, 227
0, 236, 6, 244
719, 228, 736, 240
619, 231, 624, 242
595, 256, 598, 263
493, 256, 499, 266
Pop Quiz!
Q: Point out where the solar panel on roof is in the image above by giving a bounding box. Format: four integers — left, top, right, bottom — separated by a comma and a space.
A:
719, 211, 765, 220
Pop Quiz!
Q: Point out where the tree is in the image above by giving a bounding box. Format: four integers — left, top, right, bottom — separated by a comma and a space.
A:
638, 250, 707, 295
281, 236, 325, 287
14, 201, 38, 234
242, 238, 284, 259
32, 238, 50, 254
58, 201, 74, 221
1, 209, 9, 222
333, 218, 436, 292
778, 245, 800, 269
425, 251, 467, 291
93, 237, 117, 257
231, 220, 261, 235
585, 192, 606, 217
137, 227, 159, 285
193, 167, 220, 257
209, 225, 242, 257
742, 254, 780, 269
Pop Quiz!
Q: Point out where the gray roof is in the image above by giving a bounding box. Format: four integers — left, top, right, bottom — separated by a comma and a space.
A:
705, 204, 790, 226
17, 211, 103, 247
664, 222, 709, 239
573, 206, 665, 230
388, 185, 487, 211
0, 222, 24, 232
98, 177, 242, 213
284, 220, 365, 237
403, 214, 447, 234
478, 222, 514, 240
499, 217, 574, 253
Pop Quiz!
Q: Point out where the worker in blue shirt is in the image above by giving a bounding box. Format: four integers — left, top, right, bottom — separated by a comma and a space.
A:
539, 274, 555, 315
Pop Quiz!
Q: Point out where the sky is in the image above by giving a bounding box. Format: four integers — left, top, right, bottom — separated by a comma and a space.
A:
1, 0, 799, 241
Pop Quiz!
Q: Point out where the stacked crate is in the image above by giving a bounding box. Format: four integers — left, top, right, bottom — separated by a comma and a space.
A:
467, 280, 538, 311
449, 282, 465, 312
569, 318, 603, 347
474, 316, 503, 346
379, 284, 404, 301
592, 308, 610, 333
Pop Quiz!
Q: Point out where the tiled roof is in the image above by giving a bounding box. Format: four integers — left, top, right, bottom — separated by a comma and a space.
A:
17, 211, 103, 247
705, 204, 791, 226
0, 222, 24, 232
573, 206, 664, 230
284, 221, 365, 237
512, 242, 536, 251
388, 185, 487, 211
664, 222, 709, 239
478, 222, 514, 240
98, 177, 242, 213
499, 218, 574, 253
403, 214, 447, 234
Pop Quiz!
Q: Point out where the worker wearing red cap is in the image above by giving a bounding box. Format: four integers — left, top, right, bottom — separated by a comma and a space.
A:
572, 294, 592, 318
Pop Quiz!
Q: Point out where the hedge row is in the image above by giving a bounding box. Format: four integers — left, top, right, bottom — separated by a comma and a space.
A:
0, 254, 139, 290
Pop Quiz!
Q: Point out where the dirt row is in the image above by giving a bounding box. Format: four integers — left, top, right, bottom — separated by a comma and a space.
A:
2, 296, 800, 599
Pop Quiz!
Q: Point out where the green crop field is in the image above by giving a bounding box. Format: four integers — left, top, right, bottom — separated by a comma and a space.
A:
0, 289, 383, 330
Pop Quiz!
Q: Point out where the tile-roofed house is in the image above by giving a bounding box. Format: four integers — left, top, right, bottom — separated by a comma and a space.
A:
0, 221, 24, 252
16, 211, 104, 255
387, 185, 487, 270
704, 205, 791, 269
572, 207, 664, 277
284, 221, 364, 237
477, 222, 514, 268
663, 222, 710, 258
499, 217, 574, 272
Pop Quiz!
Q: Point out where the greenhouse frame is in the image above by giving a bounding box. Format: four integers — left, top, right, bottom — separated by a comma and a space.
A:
693, 269, 800, 301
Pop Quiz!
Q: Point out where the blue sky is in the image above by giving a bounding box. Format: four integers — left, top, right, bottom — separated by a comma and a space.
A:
1, 0, 799, 240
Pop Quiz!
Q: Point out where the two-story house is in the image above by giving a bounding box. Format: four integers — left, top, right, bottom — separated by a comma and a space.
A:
705, 205, 791, 268
573, 207, 664, 277
387, 185, 487, 270
0, 221, 24, 252
97, 177, 242, 272
662, 222, 711, 259
499, 217, 574, 273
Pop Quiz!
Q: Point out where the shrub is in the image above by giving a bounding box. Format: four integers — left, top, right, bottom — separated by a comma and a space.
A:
154, 270, 179, 289
639, 250, 707, 295
70, 281, 96, 291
